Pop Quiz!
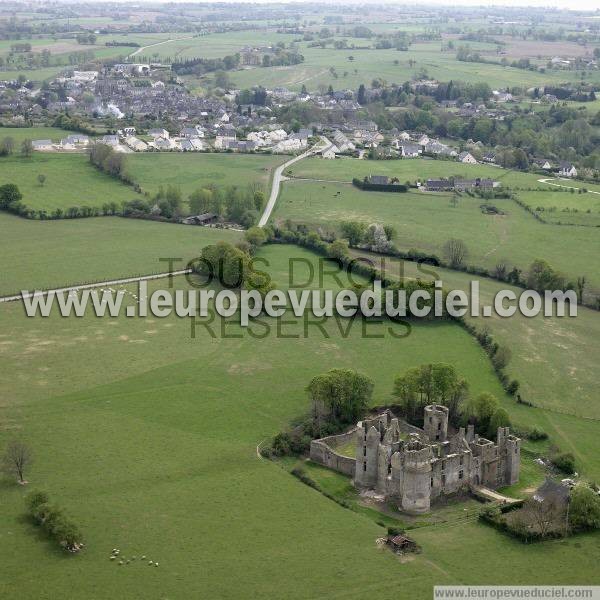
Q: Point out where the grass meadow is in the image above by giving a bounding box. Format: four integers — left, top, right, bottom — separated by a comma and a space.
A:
1, 245, 599, 598
0, 212, 240, 295
228, 39, 594, 92
351, 250, 600, 421
124, 152, 285, 199
0, 154, 134, 212
275, 159, 600, 302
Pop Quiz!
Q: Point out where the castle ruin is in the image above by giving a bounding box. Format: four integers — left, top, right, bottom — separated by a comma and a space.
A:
311, 404, 520, 513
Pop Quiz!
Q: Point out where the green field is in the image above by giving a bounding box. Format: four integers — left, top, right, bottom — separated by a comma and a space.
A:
124, 153, 285, 198
1, 244, 599, 598
275, 159, 600, 303
516, 185, 600, 227
228, 40, 594, 92
0, 212, 240, 295
0, 154, 135, 212
351, 250, 600, 421
0, 127, 88, 144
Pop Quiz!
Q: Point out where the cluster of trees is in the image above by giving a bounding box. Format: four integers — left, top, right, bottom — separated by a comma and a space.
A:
26, 491, 83, 553
75, 33, 97, 44
189, 185, 265, 227
392, 363, 510, 439
340, 220, 396, 253
89, 142, 126, 179
193, 240, 273, 295
0, 136, 33, 157
265, 368, 374, 457
171, 53, 240, 76
261, 50, 304, 67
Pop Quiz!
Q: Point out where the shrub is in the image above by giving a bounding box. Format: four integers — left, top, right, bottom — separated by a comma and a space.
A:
551, 452, 576, 475
528, 427, 548, 441
569, 484, 600, 531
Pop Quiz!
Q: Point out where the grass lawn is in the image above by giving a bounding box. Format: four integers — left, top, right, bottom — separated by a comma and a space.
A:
517, 189, 600, 227
0, 127, 87, 144
0, 154, 135, 212
1, 244, 598, 598
274, 160, 600, 303
350, 251, 600, 421
0, 212, 240, 295
229, 40, 590, 92
124, 152, 285, 199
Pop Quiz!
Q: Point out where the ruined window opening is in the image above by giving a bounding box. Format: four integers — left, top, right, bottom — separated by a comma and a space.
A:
459, 470, 464, 479
437, 422, 441, 430
363, 461, 366, 472
363, 446, 366, 457
430, 477, 434, 487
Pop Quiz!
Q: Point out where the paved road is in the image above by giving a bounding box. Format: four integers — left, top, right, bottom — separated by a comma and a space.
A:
0, 270, 192, 304
257, 137, 331, 228
538, 177, 600, 195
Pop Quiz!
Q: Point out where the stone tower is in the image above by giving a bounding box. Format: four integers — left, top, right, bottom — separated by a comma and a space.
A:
497, 426, 521, 485
424, 404, 449, 442
400, 436, 434, 513
354, 423, 380, 488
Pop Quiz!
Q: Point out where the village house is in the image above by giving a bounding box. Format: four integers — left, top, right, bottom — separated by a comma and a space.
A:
321, 145, 339, 159
534, 159, 553, 170
179, 125, 205, 138
100, 135, 119, 147
558, 162, 577, 178
32, 139, 53, 151
149, 128, 169, 139
214, 134, 237, 149
151, 136, 179, 151
398, 143, 421, 158
124, 136, 148, 152
179, 138, 205, 152
458, 151, 477, 164
60, 134, 89, 149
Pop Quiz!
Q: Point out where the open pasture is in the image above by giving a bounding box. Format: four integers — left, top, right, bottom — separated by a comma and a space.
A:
1, 245, 599, 598
0, 153, 134, 213
351, 250, 600, 421
229, 39, 593, 92
124, 152, 284, 198
275, 160, 600, 302
0, 212, 240, 295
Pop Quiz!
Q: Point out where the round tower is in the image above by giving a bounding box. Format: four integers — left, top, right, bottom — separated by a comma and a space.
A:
424, 404, 449, 442
401, 437, 433, 513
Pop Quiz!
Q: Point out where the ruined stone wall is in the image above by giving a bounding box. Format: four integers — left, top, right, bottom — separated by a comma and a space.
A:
309, 430, 356, 477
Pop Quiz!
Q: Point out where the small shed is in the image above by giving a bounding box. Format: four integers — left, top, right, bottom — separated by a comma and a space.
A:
183, 213, 218, 226
386, 534, 418, 554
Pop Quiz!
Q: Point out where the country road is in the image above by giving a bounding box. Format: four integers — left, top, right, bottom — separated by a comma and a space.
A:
258, 136, 330, 227
1, 137, 328, 301
538, 177, 600, 195
127, 36, 195, 59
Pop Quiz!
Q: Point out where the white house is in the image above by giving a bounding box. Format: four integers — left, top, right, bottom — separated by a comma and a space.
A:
149, 128, 169, 139
100, 135, 119, 147
152, 136, 179, 151
558, 162, 577, 178
180, 138, 205, 151
180, 125, 205, 138
399, 143, 421, 158
214, 134, 236, 149
32, 140, 53, 151
125, 136, 148, 152
458, 151, 477, 164
322, 145, 339, 159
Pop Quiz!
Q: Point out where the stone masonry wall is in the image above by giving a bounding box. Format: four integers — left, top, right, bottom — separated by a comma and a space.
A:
309, 430, 356, 477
